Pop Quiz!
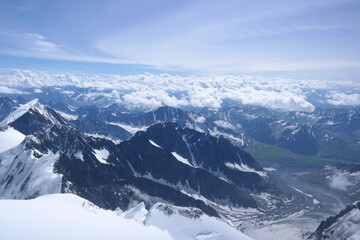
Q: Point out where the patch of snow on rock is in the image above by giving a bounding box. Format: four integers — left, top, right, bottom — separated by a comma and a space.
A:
149, 140, 163, 149
171, 152, 193, 167
94, 148, 110, 164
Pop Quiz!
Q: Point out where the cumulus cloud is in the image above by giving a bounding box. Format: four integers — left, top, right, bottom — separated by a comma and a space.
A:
2, 69, 359, 112
188, 88, 222, 109
33, 88, 43, 93
219, 87, 315, 112
329, 170, 352, 191
122, 90, 188, 111
0, 86, 29, 94
62, 90, 75, 95
326, 91, 360, 106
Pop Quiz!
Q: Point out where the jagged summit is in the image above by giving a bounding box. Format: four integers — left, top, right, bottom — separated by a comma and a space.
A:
1, 98, 65, 125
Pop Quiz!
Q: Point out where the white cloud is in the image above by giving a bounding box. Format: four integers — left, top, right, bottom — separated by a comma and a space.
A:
0, 86, 28, 94
329, 170, 352, 191
188, 88, 222, 109
25, 33, 60, 53
62, 90, 75, 95
0, 1, 360, 80
33, 88, 43, 93
27, 33, 45, 40
2, 69, 359, 112
122, 90, 187, 110
214, 120, 236, 130
326, 92, 360, 106
219, 87, 315, 112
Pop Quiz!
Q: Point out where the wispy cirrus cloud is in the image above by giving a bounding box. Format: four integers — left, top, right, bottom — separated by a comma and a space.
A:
0, 0, 359, 79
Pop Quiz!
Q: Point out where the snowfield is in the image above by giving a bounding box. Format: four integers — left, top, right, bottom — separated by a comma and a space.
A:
0, 193, 254, 240
0, 194, 171, 240
146, 203, 253, 240
0, 145, 62, 199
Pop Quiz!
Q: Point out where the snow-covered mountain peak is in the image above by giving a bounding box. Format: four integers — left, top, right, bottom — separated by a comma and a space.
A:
0, 98, 64, 127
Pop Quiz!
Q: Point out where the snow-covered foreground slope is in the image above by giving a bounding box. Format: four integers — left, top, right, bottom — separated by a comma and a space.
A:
0, 194, 253, 240
120, 202, 252, 240
0, 144, 62, 199
0, 194, 171, 240
146, 203, 253, 240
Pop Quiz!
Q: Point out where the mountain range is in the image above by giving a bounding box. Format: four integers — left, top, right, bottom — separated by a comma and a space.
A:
0, 93, 359, 239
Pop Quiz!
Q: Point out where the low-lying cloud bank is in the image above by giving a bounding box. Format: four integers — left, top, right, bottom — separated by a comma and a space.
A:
0, 69, 359, 112
326, 91, 360, 106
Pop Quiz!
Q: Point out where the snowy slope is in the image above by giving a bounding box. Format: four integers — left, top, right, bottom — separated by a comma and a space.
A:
0, 126, 25, 153
145, 203, 253, 240
324, 208, 360, 240
121, 202, 148, 222
0, 99, 40, 125
309, 201, 360, 240
0, 144, 62, 199
0, 194, 171, 240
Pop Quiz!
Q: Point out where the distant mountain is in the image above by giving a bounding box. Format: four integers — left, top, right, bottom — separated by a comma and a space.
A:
277, 123, 318, 155
65, 104, 248, 146
20, 91, 358, 162
201, 106, 360, 160
0, 96, 18, 122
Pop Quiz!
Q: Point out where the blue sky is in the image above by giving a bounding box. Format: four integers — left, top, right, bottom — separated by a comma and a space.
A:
0, 0, 360, 80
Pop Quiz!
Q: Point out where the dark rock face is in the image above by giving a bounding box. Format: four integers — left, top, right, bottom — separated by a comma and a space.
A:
117, 123, 262, 208
277, 124, 318, 155
76, 105, 105, 121
127, 123, 271, 193
200, 106, 360, 158
73, 118, 131, 140
336, 163, 360, 173
106, 106, 193, 127
0, 96, 17, 122
243, 117, 275, 144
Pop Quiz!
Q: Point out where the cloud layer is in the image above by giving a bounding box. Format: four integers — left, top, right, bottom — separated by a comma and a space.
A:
0, 69, 359, 111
